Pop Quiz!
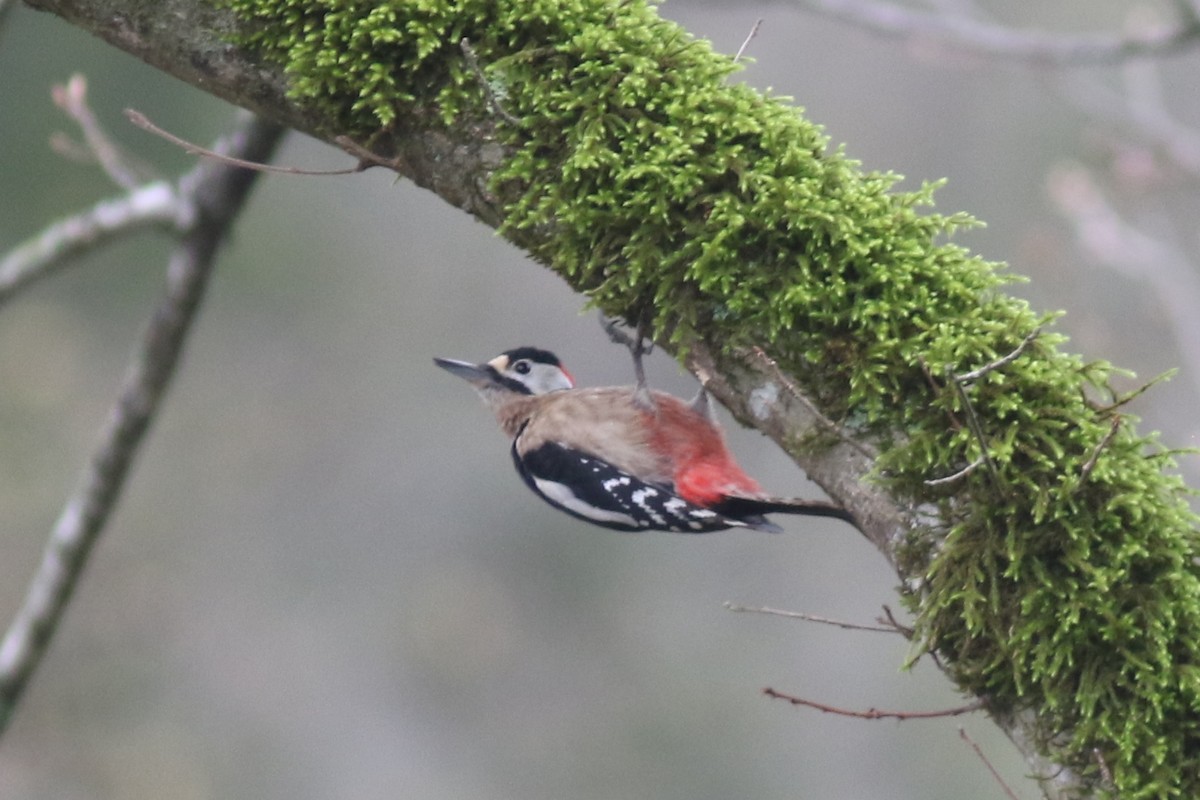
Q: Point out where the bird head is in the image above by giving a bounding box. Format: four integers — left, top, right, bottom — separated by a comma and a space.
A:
434, 347, 576, 397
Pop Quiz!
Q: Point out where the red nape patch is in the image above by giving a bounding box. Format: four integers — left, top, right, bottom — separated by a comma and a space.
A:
645, 396, 763, 505
559, 365, 576, 388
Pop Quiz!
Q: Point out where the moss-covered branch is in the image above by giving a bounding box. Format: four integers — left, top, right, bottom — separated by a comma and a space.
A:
24, 0, 1200, 797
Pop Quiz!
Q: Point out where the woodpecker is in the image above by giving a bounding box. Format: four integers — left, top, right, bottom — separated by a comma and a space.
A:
434, 344, 854, 533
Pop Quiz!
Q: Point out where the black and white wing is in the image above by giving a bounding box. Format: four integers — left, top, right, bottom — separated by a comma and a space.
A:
511, 440, 747, 533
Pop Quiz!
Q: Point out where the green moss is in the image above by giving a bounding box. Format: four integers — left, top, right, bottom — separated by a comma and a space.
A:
223, 0, 1200, 795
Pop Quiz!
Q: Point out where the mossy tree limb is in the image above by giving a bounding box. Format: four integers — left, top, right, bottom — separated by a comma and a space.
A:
22, 0, 1200, 797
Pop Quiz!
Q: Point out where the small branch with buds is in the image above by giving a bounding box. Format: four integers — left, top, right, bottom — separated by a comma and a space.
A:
54, 74, 152, 188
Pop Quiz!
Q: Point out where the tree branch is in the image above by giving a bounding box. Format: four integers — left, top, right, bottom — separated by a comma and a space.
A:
0, 112, 285, 734
0, 182, 182, 306
782, 0, 1200, 65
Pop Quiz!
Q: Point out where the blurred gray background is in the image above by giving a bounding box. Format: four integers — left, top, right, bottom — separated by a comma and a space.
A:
2, 2, 1197, 798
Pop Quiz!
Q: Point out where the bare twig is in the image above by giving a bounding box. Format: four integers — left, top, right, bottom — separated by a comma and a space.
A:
947, 375, 1001, 488
934, 329, 1043, 491
53, 74, 152, 189
461, 38, 521, 126
878, 604, 915, 639
0, 113, 286, 736
734, 18, 764, 63
786, 0, 1200, 65
957, 328, 1041, 383
725, 602, 899, 633
959, 727, 1021, 800
1077, 417, 1122, 488
333, 136, 409, 172
126, 109, 355, 175
764, 687, 986, 720
0, 183, 182, 308
49, 131, 100, 164
925, 456, 984, 486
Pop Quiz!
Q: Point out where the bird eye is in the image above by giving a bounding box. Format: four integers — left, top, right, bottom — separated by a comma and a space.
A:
513, 360, 531, 375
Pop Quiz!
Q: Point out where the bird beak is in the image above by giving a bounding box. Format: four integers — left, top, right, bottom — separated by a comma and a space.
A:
433, 357, 493, 386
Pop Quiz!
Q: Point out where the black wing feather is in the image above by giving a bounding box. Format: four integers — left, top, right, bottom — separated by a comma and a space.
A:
512, 439, 745, 533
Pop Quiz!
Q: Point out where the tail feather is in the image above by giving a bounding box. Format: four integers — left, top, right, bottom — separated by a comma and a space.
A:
710, 495, 856, 528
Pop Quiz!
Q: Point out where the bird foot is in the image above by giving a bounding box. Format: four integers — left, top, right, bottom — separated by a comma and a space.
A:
599, 313, 655, 410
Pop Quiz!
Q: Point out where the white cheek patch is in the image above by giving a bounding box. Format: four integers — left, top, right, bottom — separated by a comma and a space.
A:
528, 364, 575, 394
532, 478, 640, 527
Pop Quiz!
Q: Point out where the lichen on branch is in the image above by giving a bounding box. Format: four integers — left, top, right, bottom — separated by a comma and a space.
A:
223, 0, 1200, 795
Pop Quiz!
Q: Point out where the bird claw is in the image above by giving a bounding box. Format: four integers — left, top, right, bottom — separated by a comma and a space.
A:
598, 313, 655, 410
689, 387, 715, 421
599, 314, 654, 358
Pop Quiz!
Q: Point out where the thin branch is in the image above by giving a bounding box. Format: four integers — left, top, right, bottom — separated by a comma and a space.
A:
0, 183, 183, 308
1101, 371, 1177, 415
334, 135, 409, 172
956, 328, 1041, 383
734, 18, 764, 63
947, 375, 1001, 488
763, 687, 986, 720
879, 604, 915, 639
0, 113, 286, 736
724, 602, 900, 633
53, 74, 153, 189
1077, 417, 1121, 488
959, 727, 1021, 800
925, 456, 984, 487
126, 109, 357, 176
933, 330, 1042, 492
49, 131, 102, 164
461, 37, 521, 126
786, 0, 1200, 66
